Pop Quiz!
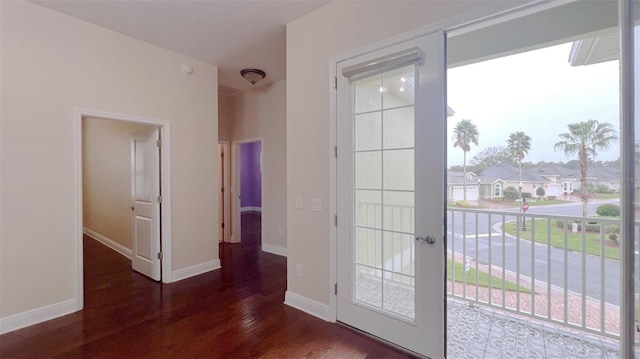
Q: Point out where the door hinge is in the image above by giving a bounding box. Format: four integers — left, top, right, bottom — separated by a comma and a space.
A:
334, 214, 338, 226
334, 283, 338, 295
334, 145, 337, 158
334, 76, 337, 89
157, 195, 162, 203
158, 252, 163, 260
156, 139, 162, 147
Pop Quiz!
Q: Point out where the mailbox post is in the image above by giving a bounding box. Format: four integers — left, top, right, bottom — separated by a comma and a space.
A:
521, 198, 529, 231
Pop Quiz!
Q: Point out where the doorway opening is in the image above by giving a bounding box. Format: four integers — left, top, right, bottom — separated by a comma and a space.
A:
218, 141, 231, 243
231, 139, 263, 244
75, 109, 172, 310
445, 1, 623, 357
330, 0, 634, 357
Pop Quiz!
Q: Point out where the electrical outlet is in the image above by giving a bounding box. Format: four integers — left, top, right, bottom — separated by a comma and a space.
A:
296, 196, 303, 210
296, 264, 303, 277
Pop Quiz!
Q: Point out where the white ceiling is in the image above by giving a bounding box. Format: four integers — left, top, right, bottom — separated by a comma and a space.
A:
31, 0, 329, 91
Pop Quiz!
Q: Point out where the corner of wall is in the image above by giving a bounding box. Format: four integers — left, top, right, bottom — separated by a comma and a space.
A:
284, 291, 332, 322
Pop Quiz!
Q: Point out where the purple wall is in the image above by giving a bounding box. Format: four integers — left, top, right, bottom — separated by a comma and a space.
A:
240, 141, 262, 208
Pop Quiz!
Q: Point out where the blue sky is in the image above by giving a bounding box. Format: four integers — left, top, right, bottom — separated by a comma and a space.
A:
447, 43, 620, 167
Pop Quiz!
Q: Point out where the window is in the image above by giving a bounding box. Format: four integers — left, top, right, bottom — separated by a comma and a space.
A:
493, 183, 502, 197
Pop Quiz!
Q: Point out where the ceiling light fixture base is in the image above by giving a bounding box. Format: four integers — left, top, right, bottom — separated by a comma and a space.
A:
240, 68, 266, 85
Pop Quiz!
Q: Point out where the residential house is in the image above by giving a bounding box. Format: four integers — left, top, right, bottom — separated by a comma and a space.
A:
528, 163, 579, 196
588, 165, 622, 192
447, 171, 479, 202
477, 164, 549, 200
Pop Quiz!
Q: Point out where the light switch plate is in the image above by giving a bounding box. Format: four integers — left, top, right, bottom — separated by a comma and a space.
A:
311, 198, 322, 212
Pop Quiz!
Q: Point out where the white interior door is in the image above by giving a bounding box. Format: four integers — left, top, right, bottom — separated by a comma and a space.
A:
336, 31, 446, 358
131, 128, 161, 281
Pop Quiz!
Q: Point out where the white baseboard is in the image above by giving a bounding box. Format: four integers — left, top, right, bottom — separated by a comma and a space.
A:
262, 243, 287, 257
0, 299, 78, 334
240, 206, 262, 212
284, 291, 331, 322
83, 227, 132, 259
171, 259, 221, 282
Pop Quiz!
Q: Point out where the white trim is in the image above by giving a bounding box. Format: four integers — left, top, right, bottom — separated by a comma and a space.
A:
240, 206, 262, 212
328, 55, 338, 323
83, 227, 132, 259
75, 108, 173, 301
0, 299, 77, 334
284, 291, 332, 322
261, 243, 287, 257
171, 259, 221, 282
218, 140, 231, 243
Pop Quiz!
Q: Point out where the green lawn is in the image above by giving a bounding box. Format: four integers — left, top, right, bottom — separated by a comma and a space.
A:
503, 220, 620, 260
594, 193, 620, 200
509, 199, 572, 207
447, 259, 531, 293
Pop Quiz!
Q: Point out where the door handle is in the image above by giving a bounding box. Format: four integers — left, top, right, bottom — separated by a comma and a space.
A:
416, 235, 436, 245
129, 206, 135, 211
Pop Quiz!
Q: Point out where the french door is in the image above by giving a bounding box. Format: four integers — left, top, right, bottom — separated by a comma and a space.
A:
336, 31, 446, 358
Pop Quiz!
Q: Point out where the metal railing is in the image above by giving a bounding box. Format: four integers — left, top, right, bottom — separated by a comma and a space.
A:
357, 200, 636, 339
447, 207, 636, 339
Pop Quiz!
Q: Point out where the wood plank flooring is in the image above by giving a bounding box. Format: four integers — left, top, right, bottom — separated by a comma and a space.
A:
0, 212, 413, 358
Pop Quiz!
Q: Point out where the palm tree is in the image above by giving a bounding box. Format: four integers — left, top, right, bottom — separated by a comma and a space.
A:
506, 131, 532, 185
452, 119, 479, 201
554, 120, 618, 217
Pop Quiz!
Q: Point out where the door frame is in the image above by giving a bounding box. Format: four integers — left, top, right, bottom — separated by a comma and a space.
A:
218, 140, 231, 243
230, 138, 264, 243
335, 31, 447, 357
74, 108, 172, 310
327, 0, 584, 329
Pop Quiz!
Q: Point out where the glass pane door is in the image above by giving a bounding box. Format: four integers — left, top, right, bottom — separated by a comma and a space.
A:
336, 31, 446, 358
353, 64, 417, 320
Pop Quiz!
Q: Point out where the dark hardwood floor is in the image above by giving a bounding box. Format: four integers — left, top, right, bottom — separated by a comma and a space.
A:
0, 212, 413, 358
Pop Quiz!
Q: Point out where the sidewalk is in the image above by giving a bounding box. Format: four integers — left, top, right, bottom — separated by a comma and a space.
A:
448, 251, 620, 336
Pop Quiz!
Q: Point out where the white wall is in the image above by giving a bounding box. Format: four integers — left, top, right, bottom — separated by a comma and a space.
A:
83, 117, 153, 251
285, 1, 522, 308
0, 0, 218, 324
218, 92, 234, 141
219, 81, 287, 251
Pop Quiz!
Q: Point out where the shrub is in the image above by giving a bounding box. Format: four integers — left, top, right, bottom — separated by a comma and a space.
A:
583, 183, 597, 195
522, 192, 532, 199
536, 187, 546, 197
595, 184, 612, 194
596, 204, 620, 217
605, 224, 621, 245
556, 220, 601, 232
503, 186, 519, 200
605, 224, 620, 234
547, 195, 557, 200
455, 200, 472, 208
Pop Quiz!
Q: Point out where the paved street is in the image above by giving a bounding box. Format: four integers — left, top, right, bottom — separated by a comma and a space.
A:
447, 199, 623, 305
